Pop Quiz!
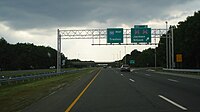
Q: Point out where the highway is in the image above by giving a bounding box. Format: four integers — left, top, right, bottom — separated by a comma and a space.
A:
24, 68, 200, 112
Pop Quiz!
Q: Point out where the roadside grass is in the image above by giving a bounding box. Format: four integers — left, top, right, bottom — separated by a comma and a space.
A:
0, 68, 97, 112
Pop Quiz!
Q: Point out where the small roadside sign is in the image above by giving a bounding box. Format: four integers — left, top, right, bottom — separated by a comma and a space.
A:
130, 60, 135, 64
176, 54, 183, 63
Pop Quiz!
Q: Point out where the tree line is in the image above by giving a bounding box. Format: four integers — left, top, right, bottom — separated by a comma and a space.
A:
121, 11, 200, 69
0, 38, 93, 70
0, 38, 59, 70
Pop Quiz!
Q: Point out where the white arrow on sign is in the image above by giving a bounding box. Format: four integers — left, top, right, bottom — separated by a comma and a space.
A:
146, 37, 149, 41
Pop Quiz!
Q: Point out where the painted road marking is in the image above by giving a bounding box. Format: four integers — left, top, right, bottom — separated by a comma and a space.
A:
147, 69, 155, 72
65, 70, 101, 112
121, 74, 124, 76
158, 95, 187, 111
129, 79, 135, 82
168, 79, 179, 83
89, 70, 95, 73
49, 91, 56, 96
130, 69, 134, 72
145, 74, 151, 76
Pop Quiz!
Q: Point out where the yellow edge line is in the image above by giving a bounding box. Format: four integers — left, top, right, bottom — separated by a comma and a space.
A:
65, 69, 101, 112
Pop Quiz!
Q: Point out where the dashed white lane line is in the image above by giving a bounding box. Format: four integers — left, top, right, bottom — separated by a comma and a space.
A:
145, 74, 151, 76
158, 95, 187, 111
129, 79, 135, 82
121, 74, 124, 76
168, 79, 179, 83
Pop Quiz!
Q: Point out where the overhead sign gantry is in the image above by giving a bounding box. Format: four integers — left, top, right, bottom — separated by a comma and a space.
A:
57, 25, 174, 72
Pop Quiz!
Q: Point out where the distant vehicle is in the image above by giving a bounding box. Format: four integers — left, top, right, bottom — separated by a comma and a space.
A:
49, 66, 55, 69
103, 66, 107, 68
120, 64, 130, 72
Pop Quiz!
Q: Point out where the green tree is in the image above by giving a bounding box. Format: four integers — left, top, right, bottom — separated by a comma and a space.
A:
0, 38, 60, 70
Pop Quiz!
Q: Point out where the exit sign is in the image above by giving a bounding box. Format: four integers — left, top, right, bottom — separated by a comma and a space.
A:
130, 60, 135, 64
131, 25, 151, 43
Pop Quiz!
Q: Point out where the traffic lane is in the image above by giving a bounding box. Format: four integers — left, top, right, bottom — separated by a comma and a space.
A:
135, 70, 200, 95
23, 69, 99, 112
134, 70, 200, 111
70, 68, 162, 112
143, 69, 200, 88
121, 70, 200, 111
118, 70, 188, 111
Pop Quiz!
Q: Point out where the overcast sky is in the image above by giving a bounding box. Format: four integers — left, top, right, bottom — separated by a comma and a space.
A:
0, 0, 199, 62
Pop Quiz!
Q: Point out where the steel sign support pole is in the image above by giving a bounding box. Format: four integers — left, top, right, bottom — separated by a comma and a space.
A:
171, 27, 175, 68
169, 27, 172, 69
154, 30, 157, 69
124, 46, 126, 64
57, 29, 61, 73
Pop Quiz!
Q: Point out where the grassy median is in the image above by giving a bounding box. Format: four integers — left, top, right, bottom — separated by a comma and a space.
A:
0, 68, 97, 112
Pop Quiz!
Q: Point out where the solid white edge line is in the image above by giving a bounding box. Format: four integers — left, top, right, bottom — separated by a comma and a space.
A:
49, 91, 56, 96
145, 74, 151, 76
168, 79, 179, 82
129, 79, 135, 82
158, 95, 187, 111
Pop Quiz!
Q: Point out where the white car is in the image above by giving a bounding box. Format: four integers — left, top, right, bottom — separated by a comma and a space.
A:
120, 64, 130, 72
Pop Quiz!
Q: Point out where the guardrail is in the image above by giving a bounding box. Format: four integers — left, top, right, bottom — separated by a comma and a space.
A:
163, 68, 200, 73
0, 69, 86, 86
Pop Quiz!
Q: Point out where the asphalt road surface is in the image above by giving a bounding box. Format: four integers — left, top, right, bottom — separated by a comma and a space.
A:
24, 68, 200, 112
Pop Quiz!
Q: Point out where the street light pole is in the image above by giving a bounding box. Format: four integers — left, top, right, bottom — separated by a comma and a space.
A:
169, 26, 172, 69
124, 46, 126, 64
120, 51, 121, 60
155, 46, 157, 69
166, 21, 169, 69
57, 29, 61, 73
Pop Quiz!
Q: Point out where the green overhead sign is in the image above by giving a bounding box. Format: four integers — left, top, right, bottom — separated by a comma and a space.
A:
134, 25, 148, 28
131, 25, 151, 43
107, 28, 123, 43
130, 60, 135, 64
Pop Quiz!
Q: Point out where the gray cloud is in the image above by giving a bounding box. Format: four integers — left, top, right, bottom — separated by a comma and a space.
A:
0, 0, 199, 61
0, 0, 197, 30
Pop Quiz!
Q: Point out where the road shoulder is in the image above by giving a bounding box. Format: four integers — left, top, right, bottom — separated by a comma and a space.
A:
154, 71, 200, 80
23, 68, 100, 112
